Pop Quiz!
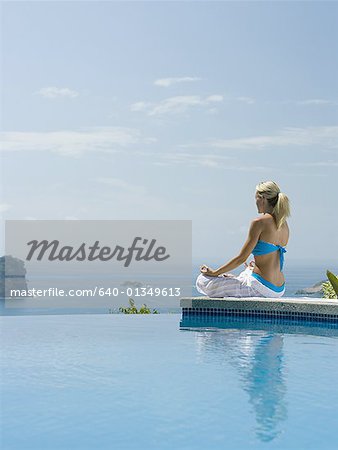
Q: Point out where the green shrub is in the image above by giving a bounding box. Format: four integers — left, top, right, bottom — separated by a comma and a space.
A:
322, 270, 338, 299
327, 270, 338, 296
119, 297, 158, 314
322, 280, 337, 299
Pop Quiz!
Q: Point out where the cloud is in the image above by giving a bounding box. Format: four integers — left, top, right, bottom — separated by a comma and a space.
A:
282, 99, 338, 106
0, 203, 12, 213
131, 94, 223, 116
206, 108, 219, 115
293, 160, 338, 167
205, 95, 223, 103
154, 151, 232, 167
237, 96, 256, 105
130, 101, 152, 112
154, 77, 202, 87
180, 126, 338, 151
94, 177, 147, 195
91, 148, 271, 171
34, 87, 79, 99
151, 151, 270, 171
91, 177, 190, 219
297, 99, 335, 105
1, 127, 157, 157
93, 146, 271, 171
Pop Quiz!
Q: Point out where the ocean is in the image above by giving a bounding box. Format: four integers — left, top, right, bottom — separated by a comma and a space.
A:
1, 261, 336, 315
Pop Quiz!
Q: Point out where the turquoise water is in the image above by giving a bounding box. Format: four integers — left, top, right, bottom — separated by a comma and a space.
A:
1, 314, 338, 449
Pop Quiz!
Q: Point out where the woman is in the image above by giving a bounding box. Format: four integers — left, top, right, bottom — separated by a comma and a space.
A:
196, 181, 291, 298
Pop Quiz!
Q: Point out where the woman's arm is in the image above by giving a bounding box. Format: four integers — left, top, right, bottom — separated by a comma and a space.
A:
201, 219, 263, 276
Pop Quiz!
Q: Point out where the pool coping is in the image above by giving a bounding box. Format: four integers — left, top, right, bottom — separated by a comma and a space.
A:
180, 297, 338, 320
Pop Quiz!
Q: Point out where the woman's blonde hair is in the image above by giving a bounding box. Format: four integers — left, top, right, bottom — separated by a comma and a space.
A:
256, 181, 291, 229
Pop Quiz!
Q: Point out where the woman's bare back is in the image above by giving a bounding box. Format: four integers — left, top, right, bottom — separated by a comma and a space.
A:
252, 214, 289, 287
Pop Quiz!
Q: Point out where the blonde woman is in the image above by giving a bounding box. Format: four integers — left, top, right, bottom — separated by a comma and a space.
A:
196, 181, 291, 298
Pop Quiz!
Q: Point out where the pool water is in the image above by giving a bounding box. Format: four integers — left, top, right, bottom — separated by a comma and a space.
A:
1, 314, 338, 450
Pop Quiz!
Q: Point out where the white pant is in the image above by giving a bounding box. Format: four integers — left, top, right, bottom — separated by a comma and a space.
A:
196, 266, 286, 298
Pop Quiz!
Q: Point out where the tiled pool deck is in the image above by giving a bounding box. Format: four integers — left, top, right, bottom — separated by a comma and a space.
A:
180, 297, 338, 322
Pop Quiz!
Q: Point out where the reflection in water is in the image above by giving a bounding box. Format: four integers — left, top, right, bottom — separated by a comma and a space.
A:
181, 314, 338, 442
192, 327, 287, 443
245, 334, 286, 442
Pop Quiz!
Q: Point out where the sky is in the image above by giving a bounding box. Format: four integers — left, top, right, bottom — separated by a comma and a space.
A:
1, 0, 338, 267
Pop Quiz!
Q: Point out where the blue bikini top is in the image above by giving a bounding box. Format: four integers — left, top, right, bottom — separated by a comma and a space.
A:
251, 240, 287, 271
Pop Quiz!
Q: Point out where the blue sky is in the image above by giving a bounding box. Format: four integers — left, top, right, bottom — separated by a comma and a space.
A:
1, 1, 337, 265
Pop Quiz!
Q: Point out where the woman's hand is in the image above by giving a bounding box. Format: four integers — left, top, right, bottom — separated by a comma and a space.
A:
244, 260, 255, 270
200, 265, 219, 277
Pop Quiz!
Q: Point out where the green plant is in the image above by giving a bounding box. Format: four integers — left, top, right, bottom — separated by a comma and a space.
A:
327, 270, 338, 296
322, 270, 338, 299
119, 297, 159, 314
322, 280, 337, 299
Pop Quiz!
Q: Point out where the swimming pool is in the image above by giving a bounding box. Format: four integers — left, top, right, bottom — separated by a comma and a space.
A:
1, 314, 338, 449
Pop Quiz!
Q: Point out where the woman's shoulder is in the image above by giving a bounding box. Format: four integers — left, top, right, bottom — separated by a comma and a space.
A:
252, 214, 272, 224
252, 214, 284, 234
